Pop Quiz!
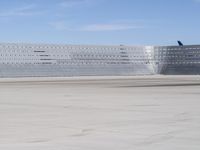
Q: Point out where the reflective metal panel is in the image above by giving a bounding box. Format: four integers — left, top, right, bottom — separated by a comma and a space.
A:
0, 43, 200, 77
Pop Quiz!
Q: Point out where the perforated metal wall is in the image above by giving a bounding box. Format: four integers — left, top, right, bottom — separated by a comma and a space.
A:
0, 43, 199, 77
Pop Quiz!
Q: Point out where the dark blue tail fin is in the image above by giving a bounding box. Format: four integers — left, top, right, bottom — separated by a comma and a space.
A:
177, 41, 183, 46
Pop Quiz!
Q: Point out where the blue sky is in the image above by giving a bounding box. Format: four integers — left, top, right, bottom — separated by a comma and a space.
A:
0, 0, 200, 45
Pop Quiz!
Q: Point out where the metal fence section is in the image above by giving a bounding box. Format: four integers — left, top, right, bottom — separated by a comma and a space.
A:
0, 43, 200, 77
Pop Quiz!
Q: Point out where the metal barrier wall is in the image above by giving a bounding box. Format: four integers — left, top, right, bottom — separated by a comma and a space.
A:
0, 43, 199, 77
154, 45, 200, 75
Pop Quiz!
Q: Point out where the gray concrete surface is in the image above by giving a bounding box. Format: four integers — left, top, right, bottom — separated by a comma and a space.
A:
0, 75, 200, 150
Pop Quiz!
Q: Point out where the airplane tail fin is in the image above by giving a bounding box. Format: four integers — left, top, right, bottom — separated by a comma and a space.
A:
177, 41, 183, 46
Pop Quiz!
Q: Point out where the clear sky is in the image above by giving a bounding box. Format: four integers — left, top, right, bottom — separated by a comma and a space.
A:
0, 0, 200, 46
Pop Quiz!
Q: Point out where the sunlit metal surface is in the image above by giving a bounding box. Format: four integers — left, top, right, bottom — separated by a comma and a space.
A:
0, 43, 200, 77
